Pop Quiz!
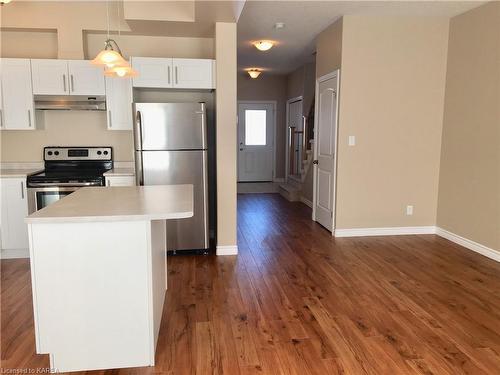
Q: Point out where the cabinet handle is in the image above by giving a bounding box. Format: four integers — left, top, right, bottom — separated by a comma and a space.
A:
168, 66, 171, 84
28, 110, 32, 127
108, 110, 112, 128
175, 66, 178, 84
70, 75, 75, 92
63, 74, 67, 92
21, 181, 24, 199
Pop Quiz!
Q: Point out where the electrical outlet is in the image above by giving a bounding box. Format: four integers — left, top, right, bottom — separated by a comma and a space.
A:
348, 135, 356, 146
406, 205, 414, 216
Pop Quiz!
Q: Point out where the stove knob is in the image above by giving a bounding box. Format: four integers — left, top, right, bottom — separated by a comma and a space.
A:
47, 151, 53, 156
54, 151, 60, 156
97, 151, 102, 155
103, 151, 109, 155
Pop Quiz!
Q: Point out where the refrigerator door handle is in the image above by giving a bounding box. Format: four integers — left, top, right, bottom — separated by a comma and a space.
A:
134, 109, 143, 152
135, 151, 144, 186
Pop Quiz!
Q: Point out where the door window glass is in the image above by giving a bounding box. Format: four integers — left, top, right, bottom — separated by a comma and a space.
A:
245, 110, 266, 146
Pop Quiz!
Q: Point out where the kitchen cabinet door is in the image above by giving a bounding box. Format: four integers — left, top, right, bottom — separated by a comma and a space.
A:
31, 59, 69, 95
172, 59, 215, 89
105, 175, 135, 186
67, 60, 105, 95
0, 59, 36, 130
0, 177, 29, 251
131, 57, 173, 88
105, 76, 133, 130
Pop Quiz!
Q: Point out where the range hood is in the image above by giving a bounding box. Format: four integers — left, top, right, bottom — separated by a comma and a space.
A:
34, 95, 106, 111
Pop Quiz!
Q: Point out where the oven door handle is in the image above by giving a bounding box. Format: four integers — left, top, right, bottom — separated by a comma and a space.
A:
28, 182, 101, 187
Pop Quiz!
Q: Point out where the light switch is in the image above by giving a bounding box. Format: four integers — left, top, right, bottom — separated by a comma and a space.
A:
348, 136, 356, 146
406, 205, 414, 215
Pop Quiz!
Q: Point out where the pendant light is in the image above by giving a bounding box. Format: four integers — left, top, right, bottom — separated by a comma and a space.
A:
91, 0, 137, 78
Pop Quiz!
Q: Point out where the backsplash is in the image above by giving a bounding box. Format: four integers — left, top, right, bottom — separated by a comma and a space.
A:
0, 111, 134, 162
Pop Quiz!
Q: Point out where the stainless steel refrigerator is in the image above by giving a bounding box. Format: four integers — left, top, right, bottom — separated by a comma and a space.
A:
133, 102, 208, 252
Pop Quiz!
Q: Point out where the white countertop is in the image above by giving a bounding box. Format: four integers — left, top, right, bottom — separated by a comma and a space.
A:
26, 185, 193, 224
0, 168, 42, 178
103, 168, 135, 177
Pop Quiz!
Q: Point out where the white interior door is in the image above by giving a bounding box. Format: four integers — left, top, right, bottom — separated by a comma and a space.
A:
238, 103, 274, 182
314, 72, 339, 231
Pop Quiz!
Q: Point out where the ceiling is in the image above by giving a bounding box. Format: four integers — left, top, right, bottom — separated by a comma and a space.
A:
237, 1, 486, 75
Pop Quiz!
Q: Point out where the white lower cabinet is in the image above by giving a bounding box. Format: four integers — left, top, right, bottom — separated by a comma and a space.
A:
0, 177, 29, 257
105, 175, 135, 187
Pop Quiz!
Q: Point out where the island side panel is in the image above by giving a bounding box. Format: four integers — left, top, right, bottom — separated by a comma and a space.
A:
29, 221, 154, 372
148, 220, 168, 360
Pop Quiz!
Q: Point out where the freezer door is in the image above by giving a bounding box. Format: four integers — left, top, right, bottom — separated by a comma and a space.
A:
133, 102, 206, 151
140, 150, 208, 251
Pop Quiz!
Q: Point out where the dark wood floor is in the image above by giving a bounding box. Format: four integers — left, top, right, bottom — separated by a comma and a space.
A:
2, 193, 500, 374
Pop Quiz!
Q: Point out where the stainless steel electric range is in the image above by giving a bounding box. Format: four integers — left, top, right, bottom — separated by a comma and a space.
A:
27, 146, 112, 213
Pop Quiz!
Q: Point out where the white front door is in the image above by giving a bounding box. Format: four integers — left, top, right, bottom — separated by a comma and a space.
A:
314, 72, 339, 231
238, 103, 274, 182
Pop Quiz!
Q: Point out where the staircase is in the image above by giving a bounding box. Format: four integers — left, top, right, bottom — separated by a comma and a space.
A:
278, 141, 314, 202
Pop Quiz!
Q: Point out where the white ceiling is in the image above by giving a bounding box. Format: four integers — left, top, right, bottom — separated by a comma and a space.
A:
237, 1, 486, 75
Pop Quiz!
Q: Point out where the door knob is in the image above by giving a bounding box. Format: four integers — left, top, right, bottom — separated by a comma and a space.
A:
312, 160, 319, 165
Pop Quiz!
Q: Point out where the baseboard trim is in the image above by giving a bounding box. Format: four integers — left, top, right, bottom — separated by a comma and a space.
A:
216, 245, 238, 256
0, 248, 30, 259
436, 227, 500, 262
334, 226, 436, 238
300, 196, 313, 208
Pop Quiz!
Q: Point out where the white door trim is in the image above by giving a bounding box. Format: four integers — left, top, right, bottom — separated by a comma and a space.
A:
312, 70, 340, 233
285, 96, 303, 181
237, 101, 277, 181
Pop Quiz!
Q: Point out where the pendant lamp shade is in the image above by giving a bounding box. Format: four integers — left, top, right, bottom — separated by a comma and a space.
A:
104, 65, 138, 78
91, 40, 128, 68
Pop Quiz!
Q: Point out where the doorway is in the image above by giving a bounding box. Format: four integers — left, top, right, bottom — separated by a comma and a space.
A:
312, 70, 340, 232
237, 102, 276, 182
285, 97, 303, 179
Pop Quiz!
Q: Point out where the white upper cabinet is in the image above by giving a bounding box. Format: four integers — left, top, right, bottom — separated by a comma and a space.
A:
31, 59, 104, 96
172, 59, 215, 89
131, 57, 215, 89
31, 59, 69, 95
67, 61, 105, 95
0, 58, 36, 130
0, 177, 29, 251
131, 57, 173, 88
105, 76, 133, 130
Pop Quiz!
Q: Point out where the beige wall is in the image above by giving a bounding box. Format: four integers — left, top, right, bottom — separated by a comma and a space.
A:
215, 22, 237, 251
287, 68, 304, 100
335, 16, 449, 229
237, 74, 287, 179
85, 34, 214, 60
0, 1, 129, 59
437, 2, 500, 251
316, 17, 343, 78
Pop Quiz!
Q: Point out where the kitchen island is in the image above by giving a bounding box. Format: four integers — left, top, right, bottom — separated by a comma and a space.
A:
25, 185, 193, 373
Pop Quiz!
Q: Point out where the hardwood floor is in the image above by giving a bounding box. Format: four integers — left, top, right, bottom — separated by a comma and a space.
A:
2, 193, 500, 374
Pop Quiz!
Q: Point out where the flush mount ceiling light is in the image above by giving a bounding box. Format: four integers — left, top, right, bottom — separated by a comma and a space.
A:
0, 0, 13, 4
248, 69, 262, 79
253, 40, 274, 51
91, 0, 138, 78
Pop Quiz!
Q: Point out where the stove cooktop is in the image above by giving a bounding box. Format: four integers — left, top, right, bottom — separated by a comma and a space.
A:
26, 146, 113, 186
